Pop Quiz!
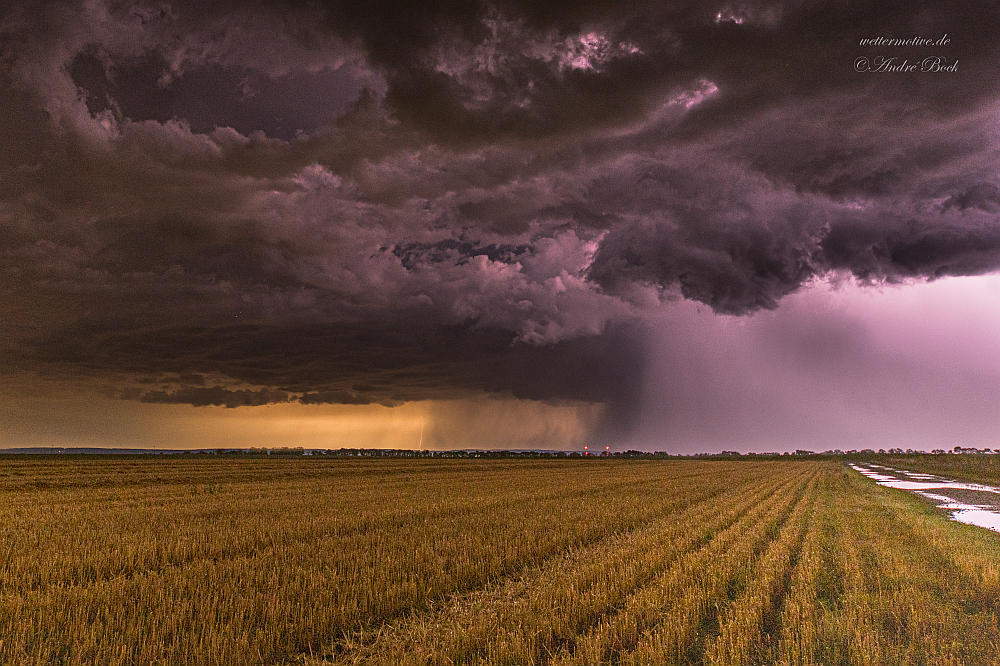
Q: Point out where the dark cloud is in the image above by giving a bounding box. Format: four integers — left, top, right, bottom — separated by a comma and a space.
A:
138, 386, 290, 408
821, 209, 1000, 281
69, 49, 368, 141
2, 0, 1000, 443
586, 190, 822, 315
943, 183, 1000, 213
21, 320, 645, 403
391, 238, 532, 269
297, 390, 388, 406
299, 0, 1000, 147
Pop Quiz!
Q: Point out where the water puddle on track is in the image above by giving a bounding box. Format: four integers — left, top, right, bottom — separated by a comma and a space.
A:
851, 464, 1000, 533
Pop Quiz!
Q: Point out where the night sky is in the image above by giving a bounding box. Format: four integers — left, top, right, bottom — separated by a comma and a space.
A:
3, 0, 1000, 453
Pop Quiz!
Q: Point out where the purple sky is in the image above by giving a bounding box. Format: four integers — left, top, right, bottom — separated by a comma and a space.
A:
2, 1, 999, 452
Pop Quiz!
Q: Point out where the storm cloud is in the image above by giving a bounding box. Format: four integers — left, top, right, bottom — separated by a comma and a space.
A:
2, 0, 999, 445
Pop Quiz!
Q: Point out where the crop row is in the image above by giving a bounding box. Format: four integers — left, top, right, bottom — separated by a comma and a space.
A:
0, 459, 760, 665
320, 466, 812, 664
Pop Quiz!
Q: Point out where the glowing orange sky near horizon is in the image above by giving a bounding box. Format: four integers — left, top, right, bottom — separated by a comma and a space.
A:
0, 391, 604, 451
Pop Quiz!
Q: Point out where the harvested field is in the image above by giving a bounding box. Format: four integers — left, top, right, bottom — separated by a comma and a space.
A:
1, 456, 998, 665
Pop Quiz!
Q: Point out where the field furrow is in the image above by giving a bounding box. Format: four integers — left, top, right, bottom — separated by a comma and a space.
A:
311, 465, 802, 665
701, 475, 816, 665
591, 468, 813, 666
773, 475, 847, 666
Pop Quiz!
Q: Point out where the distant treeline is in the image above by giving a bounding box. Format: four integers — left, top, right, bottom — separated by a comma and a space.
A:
177, 448, 773, 459
155, 448, 993, 459
3, 446, 994, 458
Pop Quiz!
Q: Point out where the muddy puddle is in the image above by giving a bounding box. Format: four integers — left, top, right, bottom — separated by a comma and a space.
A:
851, 463, 1000, 533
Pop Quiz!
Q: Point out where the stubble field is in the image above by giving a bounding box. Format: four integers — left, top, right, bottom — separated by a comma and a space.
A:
1, 455, 999, 665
